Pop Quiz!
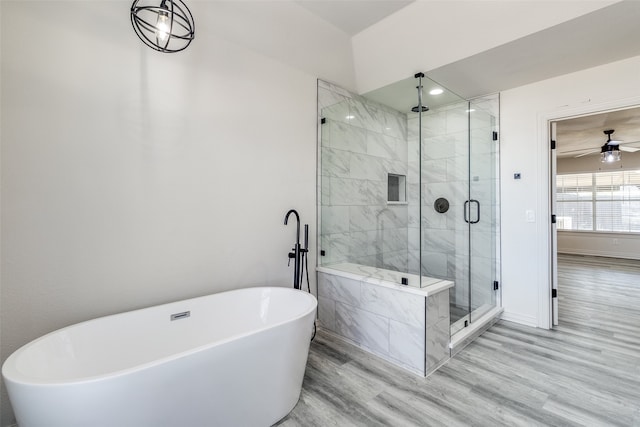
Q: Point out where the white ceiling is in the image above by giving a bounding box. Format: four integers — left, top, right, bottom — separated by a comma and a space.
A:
426, 1, 640, 100
294, 0, 414, 35
295, 1, 640, 100
556, 107, 640, 159
294, 1, 640, 159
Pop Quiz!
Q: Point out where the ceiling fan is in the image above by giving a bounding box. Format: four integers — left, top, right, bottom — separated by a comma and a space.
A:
574, 129, 640, 162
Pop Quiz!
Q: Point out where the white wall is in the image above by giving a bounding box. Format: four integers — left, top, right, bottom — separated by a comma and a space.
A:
558, 231, 640, 260
0, 2, 329, 425
200, 1, 357, 91
351, 0, 618, 93
500, 55, 640, 328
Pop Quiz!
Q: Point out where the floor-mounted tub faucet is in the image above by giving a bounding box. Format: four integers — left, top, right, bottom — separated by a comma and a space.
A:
284, 209, 305, 290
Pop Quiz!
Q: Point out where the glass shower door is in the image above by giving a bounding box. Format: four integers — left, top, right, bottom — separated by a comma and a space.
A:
468, 96, 499, 324
449, 96, 499, 334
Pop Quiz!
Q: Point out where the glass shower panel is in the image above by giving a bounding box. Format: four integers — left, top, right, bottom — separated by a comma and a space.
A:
318, 78, 500, 328
318, 86, 352, 267
410, 82, 499, 333
317, 80, 410, 274
419, 100, 470, 325
469, 96, 500, 323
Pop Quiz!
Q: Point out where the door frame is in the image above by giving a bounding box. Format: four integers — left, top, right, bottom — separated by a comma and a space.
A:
539, 95, 640, 329
550, 121, 558, 326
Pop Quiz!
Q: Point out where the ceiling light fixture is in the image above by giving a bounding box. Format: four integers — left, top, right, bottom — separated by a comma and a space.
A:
601, 144, 621, 163
131, 0, 195, 53
429, 88, 444, 95
600, 129, 622, 163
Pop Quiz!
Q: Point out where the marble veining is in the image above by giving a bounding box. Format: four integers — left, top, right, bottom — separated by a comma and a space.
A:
349, 152, 386, 181
389, 320, 425, 373
349, 98, 384, 134
317, 296, 336, 331
381, 111, 407, 141
384, 158, 409, 176
379, 251, 410, 272
318, 273, 361, 307
360, 284, 424, 325
318, 265, 452, 377
425, 318, 450, 371
335, 302, 390, 355
318, 80, 353, 98
367, 131, 402, 161
321, 206, 349, 234
327, 120, 368, 153
319, 233, 350, 265
420, 251, 449, 278
319, 81, 410, 269
348, 231, 379, 258
422, 159, 447, 184
318, 263, 452, 294
320, 147, 350, 178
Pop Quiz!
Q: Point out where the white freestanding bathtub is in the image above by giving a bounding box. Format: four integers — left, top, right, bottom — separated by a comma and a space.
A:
2, 287, 317, 427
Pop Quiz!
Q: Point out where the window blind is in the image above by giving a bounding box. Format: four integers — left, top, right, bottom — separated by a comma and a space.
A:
556, 170, 640, 233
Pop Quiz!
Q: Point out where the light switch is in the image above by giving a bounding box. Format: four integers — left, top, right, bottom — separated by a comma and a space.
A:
526, 210, 536, 222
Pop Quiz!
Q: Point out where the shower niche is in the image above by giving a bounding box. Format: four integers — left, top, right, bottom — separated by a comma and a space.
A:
317, 75, 501, 374
387, 173, 406, 203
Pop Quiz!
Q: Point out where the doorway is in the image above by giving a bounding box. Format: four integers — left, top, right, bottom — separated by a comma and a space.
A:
549, 105, 640, 326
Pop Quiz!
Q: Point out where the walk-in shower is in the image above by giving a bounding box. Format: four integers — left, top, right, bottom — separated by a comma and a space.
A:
316, 74, 501, 369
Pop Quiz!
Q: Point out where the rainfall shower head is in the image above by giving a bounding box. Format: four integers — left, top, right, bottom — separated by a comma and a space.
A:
413, 76, 429, 113
411, 105, 429, 113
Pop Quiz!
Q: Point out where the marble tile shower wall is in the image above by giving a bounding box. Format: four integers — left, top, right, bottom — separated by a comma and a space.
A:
318, 81, 409, 272
407, 102, 469, 283
318, 81, 499, 311
317, 271, 451, 375
408, 102, 498, 308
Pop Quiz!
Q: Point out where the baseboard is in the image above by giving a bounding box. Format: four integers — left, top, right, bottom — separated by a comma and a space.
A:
558, 249, 640, 261
500, 311, 538, 327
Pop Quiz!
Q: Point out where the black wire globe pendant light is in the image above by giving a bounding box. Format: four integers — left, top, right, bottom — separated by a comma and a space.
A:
131, 0, 195, 53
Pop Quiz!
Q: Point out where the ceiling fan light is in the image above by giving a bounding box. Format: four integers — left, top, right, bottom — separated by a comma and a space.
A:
600, 141, 621, 163
601, 150, 621, 163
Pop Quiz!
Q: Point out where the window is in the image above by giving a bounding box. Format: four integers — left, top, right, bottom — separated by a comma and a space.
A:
556, 171, 640, 233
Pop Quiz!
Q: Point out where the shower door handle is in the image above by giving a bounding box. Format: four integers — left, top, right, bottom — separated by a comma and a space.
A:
470, 199, 480, 224
464, 200, 470, 224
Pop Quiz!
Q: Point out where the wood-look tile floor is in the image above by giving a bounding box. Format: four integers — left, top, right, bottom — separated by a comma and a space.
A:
277, 254, 640, 426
